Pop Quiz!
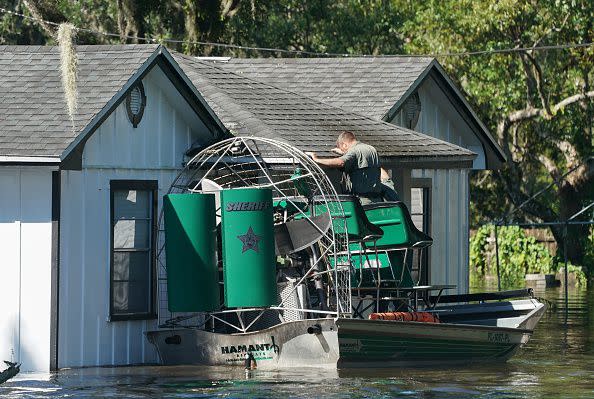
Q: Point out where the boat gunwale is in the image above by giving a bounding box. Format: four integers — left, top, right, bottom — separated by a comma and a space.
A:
336, 316, 535, 335
147, 313, 536, 338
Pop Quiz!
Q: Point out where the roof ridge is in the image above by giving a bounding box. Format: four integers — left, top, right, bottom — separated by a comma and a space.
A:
0, 44, 159, 53
216, 56, 436, 121
225, 56, 435, 62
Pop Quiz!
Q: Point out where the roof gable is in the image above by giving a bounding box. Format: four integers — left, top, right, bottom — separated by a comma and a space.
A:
0, 45, 227, 167
0, 45, 159, 158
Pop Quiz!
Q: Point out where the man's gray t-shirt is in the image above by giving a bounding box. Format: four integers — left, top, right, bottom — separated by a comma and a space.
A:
340, 142, 381, 196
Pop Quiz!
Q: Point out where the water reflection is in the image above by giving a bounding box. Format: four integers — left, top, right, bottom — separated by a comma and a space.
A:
2, 288, 594, 398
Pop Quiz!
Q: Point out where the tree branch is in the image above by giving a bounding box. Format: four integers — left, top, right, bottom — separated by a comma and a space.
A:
23, 0, 67, 37
506, 90, 594, 125
518, 52, 537, 108
221, 0, 241, 18
523, 52, 552, 116
495, 167, 557, 223
537, 154, 560, 181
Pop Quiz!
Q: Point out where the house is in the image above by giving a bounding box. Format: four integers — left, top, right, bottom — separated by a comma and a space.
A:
0, 45, 499, 372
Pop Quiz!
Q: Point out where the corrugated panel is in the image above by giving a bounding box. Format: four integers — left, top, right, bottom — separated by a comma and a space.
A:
411, 168, 469, 294
83, 67, 211, 170
59, 168, 184, 368
389, 77, 476, 295
413, 78, 485, 169
0, 167, 53, 372
0, 169, 21, 368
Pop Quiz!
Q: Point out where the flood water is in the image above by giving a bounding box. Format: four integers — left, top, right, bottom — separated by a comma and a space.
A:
2, 287, 593, 398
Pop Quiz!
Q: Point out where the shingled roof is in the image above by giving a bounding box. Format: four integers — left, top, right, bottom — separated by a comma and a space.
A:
173, 52, 476, 165
212, 57, 434, 121
0, 45, 160, 159
211, 56, 506, 167
0, 44, 475, 167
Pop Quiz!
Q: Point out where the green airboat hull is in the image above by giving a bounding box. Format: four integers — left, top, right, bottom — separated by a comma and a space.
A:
146, 298, 546, 369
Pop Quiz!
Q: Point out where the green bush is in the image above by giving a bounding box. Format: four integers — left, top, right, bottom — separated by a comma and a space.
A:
559, 263, 588, 287
470, 225, 553, 288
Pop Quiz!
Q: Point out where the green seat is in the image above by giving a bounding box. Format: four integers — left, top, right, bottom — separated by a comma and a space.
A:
363, 201, 432, 250
311, 195, 383, 243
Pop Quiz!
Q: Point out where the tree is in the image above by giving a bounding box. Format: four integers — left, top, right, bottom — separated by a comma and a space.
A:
402, 0, 594, 268
220, 0, 407, 57
1, 0, 48, 44
1, 0, 241, 52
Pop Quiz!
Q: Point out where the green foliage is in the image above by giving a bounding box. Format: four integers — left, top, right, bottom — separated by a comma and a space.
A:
469, 224, 490, 274
470, 225, 554, 288
581, 226, 594, 279
560, 263, 588, 288
405, 0, 594, 267
225, 0, 408, 56
471, 224, 593, 287
0, 1, 47, 45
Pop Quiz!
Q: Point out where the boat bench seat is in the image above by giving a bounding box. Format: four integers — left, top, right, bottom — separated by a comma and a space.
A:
362, 201, 433, 250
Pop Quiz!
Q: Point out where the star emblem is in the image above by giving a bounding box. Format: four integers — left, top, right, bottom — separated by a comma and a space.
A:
237, 226, 261, 253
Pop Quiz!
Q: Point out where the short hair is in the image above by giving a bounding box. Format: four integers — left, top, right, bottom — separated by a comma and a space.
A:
336, 131, 356, 146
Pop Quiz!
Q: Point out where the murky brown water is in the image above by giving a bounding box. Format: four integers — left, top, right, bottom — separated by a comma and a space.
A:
2, 287, 593, 398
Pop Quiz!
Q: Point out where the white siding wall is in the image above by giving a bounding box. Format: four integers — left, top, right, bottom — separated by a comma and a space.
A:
58, 66, 214, 368
391, 76, 477, 294
0, 167, 53, 372
392, 76, 486, 170
411, 168, 470, 294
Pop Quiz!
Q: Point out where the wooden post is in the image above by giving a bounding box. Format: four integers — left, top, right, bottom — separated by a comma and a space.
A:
494, 224, 501, 292
564, 223, 569, 323
391, 168, 411, 208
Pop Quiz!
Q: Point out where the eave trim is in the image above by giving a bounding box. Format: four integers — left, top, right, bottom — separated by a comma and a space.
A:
0, 156, 61, 164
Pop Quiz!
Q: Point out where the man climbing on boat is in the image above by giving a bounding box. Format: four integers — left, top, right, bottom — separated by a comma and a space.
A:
307, 131, 398, 203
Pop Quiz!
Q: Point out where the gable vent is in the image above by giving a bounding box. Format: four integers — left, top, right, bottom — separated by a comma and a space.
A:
402, 92, 421, 129
126, 83, 146, 128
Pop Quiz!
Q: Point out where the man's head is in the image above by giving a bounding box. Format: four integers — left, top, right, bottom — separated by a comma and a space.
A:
336, 131, 357, 153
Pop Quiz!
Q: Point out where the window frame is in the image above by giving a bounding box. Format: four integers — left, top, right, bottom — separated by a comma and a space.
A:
410, 178, 432, 286
109, 179, 158, 321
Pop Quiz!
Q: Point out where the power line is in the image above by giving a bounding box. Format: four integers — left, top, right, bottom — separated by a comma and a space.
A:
0, 7, 339, 57
2, 6, 594, 58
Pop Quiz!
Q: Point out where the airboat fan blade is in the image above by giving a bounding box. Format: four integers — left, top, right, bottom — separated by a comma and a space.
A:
274, 211, 332, 256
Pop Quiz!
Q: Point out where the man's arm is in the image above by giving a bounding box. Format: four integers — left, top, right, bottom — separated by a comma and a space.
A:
306, 152, 345, 168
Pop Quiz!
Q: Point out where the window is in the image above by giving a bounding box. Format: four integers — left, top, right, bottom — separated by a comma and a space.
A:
110, 180, 157, 320
410, 181, 431, 286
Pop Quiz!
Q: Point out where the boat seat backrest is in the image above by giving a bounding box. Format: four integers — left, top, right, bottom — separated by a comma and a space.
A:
312, 195, 383, 243
362, 201, 433, 250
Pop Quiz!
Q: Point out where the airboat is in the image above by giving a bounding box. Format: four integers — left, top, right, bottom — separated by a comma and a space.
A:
146, 137, 546, 369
